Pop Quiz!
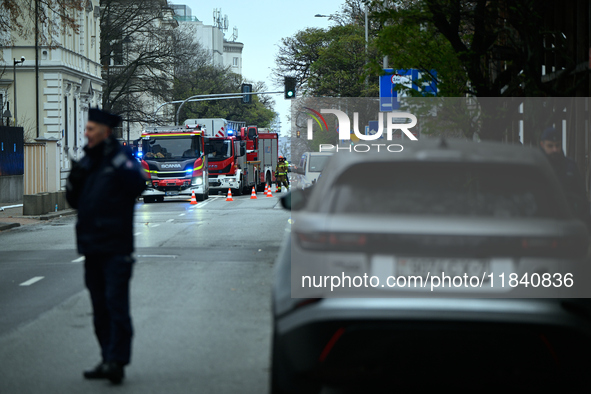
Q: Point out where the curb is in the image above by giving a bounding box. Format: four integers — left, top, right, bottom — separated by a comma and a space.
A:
38, 209, 77, 221
0, 223, 20, 231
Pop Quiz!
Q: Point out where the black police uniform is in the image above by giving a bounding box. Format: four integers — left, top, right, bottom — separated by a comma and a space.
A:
66, 109, 146, 376
540, 127, 591, 227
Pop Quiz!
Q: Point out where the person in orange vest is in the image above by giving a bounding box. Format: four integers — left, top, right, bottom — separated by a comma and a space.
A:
275, 156, 289, 192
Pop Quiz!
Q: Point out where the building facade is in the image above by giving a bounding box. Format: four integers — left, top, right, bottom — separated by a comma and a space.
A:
223, 40, 244, 75
0, 0, 104, 190
172, 4, 243, 74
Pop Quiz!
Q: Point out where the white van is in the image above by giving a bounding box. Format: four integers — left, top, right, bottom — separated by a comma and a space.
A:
293, 151, 333, 189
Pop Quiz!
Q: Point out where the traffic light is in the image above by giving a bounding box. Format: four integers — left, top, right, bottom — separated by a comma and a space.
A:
284, 76, 296, 99
296, 130, 300, 138
241, 83, 252, 104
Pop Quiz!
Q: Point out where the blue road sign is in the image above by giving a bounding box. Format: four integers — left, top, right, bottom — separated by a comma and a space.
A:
380, 69, 437, 112
367, 120, 383, 139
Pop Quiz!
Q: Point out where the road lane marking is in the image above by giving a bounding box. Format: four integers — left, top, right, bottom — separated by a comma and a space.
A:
179, 213, 186, 216
166, 219, 174, 223
136, 255, 178, 258
150, 224, 161, 227
71, 256, 85, 263
134, 232, 142, 236
197, 199, 214, 208
20, 276, 44, 286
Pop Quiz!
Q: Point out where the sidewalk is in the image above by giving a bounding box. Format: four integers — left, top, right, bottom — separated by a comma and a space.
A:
0, 202, 76, 231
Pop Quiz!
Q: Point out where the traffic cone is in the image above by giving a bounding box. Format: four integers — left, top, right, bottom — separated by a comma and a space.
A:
266, 184, 273, 197
250, 187, 257, 199
190, 190, 198, 205
226, 188, 234, 201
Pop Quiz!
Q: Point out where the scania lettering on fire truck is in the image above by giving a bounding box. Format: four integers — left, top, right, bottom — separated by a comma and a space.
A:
138, 125, 209, 203
184, 118, 278, 195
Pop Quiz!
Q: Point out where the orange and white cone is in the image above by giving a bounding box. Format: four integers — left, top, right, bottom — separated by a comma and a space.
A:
266, 184, 273, 197
190, 190, 198, 205
250, 187, 257, 199
226, 188, 234, 201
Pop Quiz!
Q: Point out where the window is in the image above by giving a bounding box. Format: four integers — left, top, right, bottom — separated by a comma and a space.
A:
112, 40, 123, 65
207, 140, 233, 160
329, 162, 560, 218
233, 57, 239, 66
308, 155, 330, 172
299, 154, 307, 170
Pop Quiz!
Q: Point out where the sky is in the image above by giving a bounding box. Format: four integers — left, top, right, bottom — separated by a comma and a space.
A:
171, 0, 346, 135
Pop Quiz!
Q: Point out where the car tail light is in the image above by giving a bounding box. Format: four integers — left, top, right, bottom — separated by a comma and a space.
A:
141, 160, 150, 180
294, 298, 322, 310
539, 333, 560, 366
297, 232, 328, 249
521, 237, 559, 249
319, 327, 346, 362
296, 232, 367, 250
521, 237, 588, 258
329, 233, 367, 246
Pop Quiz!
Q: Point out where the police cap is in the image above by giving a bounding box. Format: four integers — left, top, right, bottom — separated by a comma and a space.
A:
540, 126, 561, 142
88, 107, 122, 129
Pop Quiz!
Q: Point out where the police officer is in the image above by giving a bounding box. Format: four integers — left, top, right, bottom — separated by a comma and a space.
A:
539, 126, 591, 227
66, 108, 147, 384
275, 156, 289, 192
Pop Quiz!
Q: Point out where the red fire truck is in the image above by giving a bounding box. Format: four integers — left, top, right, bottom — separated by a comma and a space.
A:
138, 125, 209, 203
184, 118, 278, 195
254, 127, 279, 190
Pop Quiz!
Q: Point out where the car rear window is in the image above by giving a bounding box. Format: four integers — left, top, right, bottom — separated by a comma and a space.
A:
329, 162, 561, 218
308, 155, 331, 172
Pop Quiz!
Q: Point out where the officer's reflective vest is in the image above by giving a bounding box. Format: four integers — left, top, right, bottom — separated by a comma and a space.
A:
277, 162, 288, 175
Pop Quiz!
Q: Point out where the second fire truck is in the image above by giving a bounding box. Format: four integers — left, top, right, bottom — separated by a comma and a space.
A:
184, 118, 278, 195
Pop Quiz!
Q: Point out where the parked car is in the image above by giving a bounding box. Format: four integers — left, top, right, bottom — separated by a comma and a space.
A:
271, 139, 591, 393
292, 152, 333, 189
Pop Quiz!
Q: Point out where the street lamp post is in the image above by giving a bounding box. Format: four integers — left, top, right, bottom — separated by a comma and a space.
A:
316, 10, 369, 88
13, 57, 25, 126
122, 36, 132, 144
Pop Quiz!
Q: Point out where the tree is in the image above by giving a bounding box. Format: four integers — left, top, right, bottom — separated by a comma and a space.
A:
100, 0, 201, 126
273, 2, 380, 98
173, 63, 276, 127
0, 0, 83, 58
371, 0, 590, 140
369, 1, 467, 97
372, 0, 589, 98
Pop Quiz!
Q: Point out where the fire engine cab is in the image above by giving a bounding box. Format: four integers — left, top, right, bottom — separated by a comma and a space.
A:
138, 124, 209, 202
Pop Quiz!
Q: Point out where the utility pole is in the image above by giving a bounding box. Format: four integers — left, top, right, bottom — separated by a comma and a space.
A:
123, 36, 132, 144
35, 0, 39, 138
13, 57, 25, 126
364, 4, 369, 89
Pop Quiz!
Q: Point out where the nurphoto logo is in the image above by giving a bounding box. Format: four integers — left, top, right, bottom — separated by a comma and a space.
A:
303, 109, 418, 153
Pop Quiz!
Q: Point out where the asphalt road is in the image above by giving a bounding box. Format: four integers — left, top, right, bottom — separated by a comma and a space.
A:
0, 192, 290, 394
